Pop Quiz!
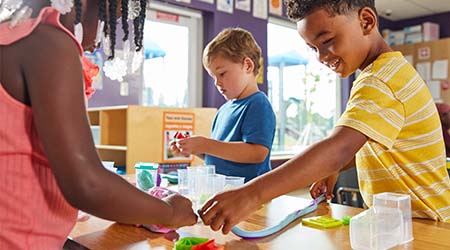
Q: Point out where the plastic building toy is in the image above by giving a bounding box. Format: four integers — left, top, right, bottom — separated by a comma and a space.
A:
302, 216, 343, 229
174, 237, 209, 250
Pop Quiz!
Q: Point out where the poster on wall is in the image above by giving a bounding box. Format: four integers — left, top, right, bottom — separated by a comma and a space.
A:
163, 112, 194, 162
176, 0, 191, 3
235, 0, 250, 12
253, 0, 267, 19
217, 0, 234, 14
198, 0, 214, 3
269, 0, 282, 16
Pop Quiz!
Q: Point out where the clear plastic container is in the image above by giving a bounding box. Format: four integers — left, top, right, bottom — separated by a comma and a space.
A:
350, 192, 413, 250
224, 176, 245, 190
135, 162, 158, 192
373, 192, 413, 244
350, 206, 404, 250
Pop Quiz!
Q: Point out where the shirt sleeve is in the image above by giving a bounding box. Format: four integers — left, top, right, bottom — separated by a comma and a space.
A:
336, 76, 405, 149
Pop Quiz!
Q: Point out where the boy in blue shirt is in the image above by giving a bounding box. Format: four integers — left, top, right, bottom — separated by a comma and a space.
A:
170, 28, 276, 182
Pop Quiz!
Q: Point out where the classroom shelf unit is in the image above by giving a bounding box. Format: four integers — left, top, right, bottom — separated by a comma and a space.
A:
88, 105, 217, 174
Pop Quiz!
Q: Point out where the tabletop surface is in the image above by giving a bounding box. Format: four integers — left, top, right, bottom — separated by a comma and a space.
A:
69, 193, 450, 250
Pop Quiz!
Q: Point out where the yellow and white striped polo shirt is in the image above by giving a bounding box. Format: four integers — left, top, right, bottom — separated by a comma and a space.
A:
337, 51, 450, 222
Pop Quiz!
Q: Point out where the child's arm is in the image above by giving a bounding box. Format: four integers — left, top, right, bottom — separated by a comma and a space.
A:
173, 136, 269, 163
22, 26, 197, 227
199, 126, 367, 234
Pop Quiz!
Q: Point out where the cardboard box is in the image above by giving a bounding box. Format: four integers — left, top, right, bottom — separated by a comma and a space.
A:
423, 22, 439, 42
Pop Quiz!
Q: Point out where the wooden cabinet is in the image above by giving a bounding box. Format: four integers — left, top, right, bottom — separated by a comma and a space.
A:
88, 105, 217, 174
392, 38, 450, 104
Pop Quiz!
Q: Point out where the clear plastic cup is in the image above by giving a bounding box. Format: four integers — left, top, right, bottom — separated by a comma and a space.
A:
210, 174, 226, 194
177, 169, 189, 196
373, 192, 413, 244
224, 176, 245, 190
350, 192, 413, 250
350, 206, 404, 250
186, 165, 216, 210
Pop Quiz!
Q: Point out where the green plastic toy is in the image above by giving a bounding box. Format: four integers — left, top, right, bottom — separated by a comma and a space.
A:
342, 215, 352, 225
174, 237, 209, 250
302, 216, 343, 229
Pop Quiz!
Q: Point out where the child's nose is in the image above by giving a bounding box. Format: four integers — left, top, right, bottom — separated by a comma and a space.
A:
318, 49, 330, 64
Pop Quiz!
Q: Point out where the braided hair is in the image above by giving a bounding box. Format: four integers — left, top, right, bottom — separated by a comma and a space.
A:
133, 0, 147, 51
108, 0, 118, 59
74, 0, 82, 25
121, 0, 129, 42
96, 0, 148, 58
98, 0, 108, 35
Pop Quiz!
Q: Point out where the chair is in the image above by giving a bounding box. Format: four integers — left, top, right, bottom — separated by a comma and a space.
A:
332, 167, 366, 208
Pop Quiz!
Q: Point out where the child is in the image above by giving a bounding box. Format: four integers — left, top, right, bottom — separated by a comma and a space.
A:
170, 28, 276, 182
199, 0, 450, 234
0, 0, 197, 248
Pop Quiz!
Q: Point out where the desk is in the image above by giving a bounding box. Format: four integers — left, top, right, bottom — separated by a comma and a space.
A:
69, 194, 450, 250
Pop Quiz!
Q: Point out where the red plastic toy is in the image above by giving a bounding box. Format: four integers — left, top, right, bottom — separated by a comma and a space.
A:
191, 239, 224, 250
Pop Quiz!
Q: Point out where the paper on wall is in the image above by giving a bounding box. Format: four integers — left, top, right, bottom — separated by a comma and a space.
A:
426, 80, 441, 102
198, 0, 213, 3
432, 60, 448, 80
416, 62, 431, 81
269, 0, 282, 16
120, 81, 129, 96
235, 0, 250, 12
217, 0, 234, 14
253, 0, 267, 19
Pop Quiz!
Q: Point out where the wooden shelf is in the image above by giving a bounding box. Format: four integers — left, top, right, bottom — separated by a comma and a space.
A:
95, 145, 128, 151
88, 105, 217, 174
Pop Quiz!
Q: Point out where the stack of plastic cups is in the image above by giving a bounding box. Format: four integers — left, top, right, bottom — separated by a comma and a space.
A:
350, 192, 413, 250
186, 165, 216, 210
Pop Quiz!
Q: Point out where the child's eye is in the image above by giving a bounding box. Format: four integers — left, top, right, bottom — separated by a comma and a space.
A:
309, 46, 317, 53
323, 38, 333, 45
219, 72, 226, 77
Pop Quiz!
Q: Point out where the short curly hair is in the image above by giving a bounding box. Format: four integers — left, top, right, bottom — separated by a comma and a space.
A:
285, 0, 377, 21
203, 28, 261, 76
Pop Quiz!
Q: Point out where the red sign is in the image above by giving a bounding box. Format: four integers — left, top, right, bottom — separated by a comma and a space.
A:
156, 11, 179, 23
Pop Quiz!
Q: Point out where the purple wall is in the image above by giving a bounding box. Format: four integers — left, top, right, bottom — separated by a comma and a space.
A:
380, 12, 450, 39
89, 0, 269, 109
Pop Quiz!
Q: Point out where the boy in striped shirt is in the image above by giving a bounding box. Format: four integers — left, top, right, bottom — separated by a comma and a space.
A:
199, 0, 450, 234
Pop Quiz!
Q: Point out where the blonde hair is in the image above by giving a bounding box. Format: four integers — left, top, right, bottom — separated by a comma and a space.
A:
203, 27, 261, 76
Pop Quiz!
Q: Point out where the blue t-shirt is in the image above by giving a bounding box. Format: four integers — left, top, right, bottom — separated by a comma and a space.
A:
204, 91, 276, 182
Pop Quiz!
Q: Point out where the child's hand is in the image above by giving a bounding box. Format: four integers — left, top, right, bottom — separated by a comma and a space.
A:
163, 194, 198, 228
309, 173, 339, 200
174, 136, 207, 155
198, 186, 262, 234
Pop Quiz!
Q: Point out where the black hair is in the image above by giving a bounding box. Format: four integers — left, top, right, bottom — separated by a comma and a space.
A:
98, 0, 108, 35
108, 0, 118, 59
96, 0, 148, 59
121, 0, 129, 41
133, 0, 147, 51
74, 0, 82, 25
285, 0, 377, 21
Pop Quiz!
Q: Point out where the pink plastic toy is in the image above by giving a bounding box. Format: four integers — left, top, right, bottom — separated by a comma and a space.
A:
142, 186, 177, 233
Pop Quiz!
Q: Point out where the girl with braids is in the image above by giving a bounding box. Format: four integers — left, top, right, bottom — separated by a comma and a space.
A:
0, 0, 197, 249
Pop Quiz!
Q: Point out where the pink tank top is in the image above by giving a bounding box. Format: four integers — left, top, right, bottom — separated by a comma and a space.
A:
0, 7, 96, 249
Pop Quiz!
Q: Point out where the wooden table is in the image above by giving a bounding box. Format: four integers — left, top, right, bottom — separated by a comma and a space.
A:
69, 194, 450, 250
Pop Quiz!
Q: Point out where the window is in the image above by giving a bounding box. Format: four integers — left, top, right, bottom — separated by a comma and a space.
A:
267, 19, 340, 154
142, 3, 203, 107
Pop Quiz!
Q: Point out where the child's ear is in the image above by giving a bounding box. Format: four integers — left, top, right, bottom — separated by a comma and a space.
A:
243, 57, 255, 73
359, 7, 377, 35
